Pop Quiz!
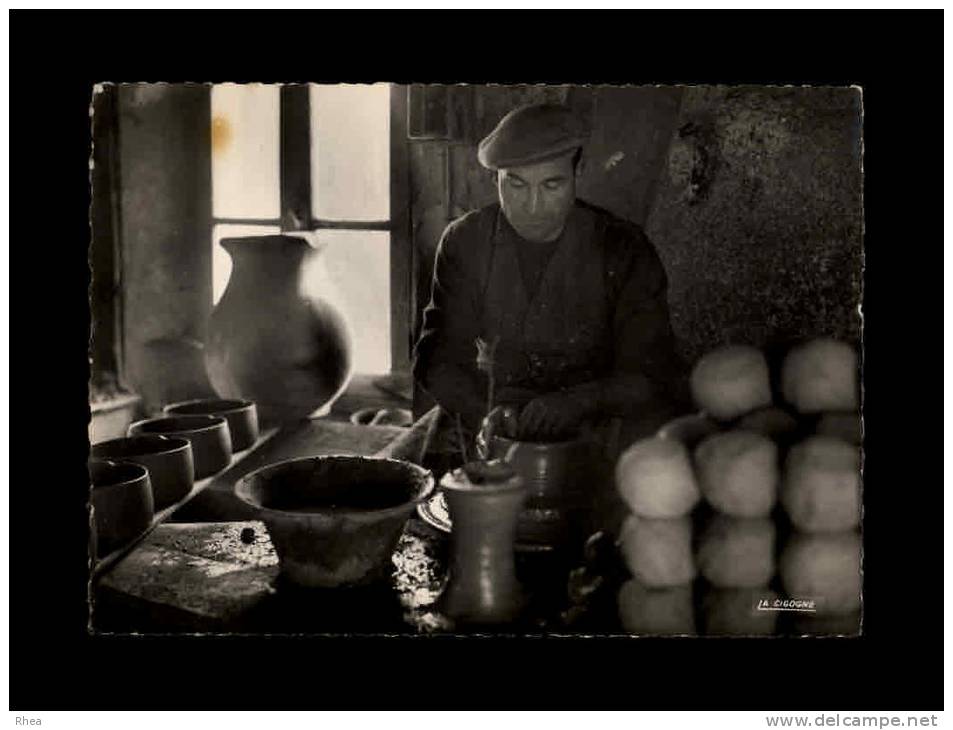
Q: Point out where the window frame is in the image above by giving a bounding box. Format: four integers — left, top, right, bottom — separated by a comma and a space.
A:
210, 83, 412, 376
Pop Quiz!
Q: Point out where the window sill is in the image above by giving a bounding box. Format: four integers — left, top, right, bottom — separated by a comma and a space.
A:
90, 392, 142, 415
328, 372, 413, 422
89, 393, 143, 444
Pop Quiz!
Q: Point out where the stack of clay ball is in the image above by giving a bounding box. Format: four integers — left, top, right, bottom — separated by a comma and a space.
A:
614, 338, 861, 636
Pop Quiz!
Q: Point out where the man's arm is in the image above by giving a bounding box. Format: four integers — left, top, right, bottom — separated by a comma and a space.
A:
577, 226, 689, 415
412, 221, 488, 431
575, 224, 689, 413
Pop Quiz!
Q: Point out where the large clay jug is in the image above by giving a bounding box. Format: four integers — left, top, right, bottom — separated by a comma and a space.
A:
205, 235, 352, 424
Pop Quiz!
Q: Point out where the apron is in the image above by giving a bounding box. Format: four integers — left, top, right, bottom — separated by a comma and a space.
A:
479, 206, 613, 395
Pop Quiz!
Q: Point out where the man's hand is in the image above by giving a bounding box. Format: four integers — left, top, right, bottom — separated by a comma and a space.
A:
476, 405, 520, 458
495, 386, 539, 410
517, 391, 590, 441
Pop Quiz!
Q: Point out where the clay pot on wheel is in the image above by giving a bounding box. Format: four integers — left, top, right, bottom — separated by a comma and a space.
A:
489, 435, 596, 549
205, 235, 352, 425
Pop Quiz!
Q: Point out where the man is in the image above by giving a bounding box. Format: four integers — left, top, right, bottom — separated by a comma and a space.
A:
413, 103, 688, 453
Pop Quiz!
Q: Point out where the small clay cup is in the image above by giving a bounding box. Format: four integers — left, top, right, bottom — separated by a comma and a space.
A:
235, 455, 435, 588
163, 398, 259, 452
90, 435, 194, 509
88, 459, 154, 556
128, 415, 232, 479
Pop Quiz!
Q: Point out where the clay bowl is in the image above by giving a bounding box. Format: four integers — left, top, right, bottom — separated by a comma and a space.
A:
350, 407, 413, 428
88, 459, 155, 556
90, 435, 194, 509
489, 435, 597, 548
235, 455, 435, 588
128, 415, 232, 479
657, 412, 722, 449
163, 398, 259, 451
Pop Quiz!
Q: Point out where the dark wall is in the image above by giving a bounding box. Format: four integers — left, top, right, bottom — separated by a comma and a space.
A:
646, 86, 863, 364
89, 86, 121, 392
408, 85, 863, 369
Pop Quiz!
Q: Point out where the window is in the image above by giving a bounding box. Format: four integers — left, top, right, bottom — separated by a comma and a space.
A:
210, 83, 409, 376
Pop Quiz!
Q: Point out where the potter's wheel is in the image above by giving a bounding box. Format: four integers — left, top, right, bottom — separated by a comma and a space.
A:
416, 493, 555, 553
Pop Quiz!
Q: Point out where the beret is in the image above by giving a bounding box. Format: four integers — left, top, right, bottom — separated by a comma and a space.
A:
477, 103, 588, 170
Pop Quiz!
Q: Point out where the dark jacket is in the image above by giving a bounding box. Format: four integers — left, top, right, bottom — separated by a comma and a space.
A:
413, 200, 687, 431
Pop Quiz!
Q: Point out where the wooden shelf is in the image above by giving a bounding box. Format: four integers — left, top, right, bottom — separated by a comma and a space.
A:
91, 427, 280, 580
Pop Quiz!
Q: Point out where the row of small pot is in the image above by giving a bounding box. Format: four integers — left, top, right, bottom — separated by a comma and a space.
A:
88, 398, 259, 558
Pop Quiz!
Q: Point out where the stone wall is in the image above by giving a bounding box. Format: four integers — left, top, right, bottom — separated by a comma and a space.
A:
645, 86, 863, 364
117, 84, 216, 413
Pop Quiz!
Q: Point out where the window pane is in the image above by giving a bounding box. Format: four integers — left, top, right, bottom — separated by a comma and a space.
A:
300, 230, 391, 375
310, 84, 390, 221
211, 84, 280, 219
211, 223, 281, 306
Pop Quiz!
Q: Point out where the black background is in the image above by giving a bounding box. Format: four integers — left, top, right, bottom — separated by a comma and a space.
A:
8, 9, 944, 711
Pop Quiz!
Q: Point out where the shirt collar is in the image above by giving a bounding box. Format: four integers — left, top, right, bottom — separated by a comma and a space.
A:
492, 201, 581, 246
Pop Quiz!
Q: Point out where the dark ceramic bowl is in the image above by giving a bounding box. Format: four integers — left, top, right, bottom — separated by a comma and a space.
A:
88, 459, 155, 556
90, 435, 194, 509
235, 455, 435, 588
163, 398, 259, 451
128, 415, 232, 479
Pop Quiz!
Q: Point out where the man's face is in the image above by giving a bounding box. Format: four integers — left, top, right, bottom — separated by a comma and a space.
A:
497, 152, 577, 243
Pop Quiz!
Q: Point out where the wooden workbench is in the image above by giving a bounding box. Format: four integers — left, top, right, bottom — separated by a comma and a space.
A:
91, 414, 859, 636
90, 415, 615, 634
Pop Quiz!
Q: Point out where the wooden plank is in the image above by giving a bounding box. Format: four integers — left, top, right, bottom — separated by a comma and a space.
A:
94, 520, 445, 634
280, 83, 313, 231
90, 84, 122, 380
95, 521, 279, 631
390, 83, 413, 373
408, 84, 449, 140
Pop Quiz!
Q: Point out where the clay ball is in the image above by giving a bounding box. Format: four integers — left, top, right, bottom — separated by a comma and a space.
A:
780, 531, 862, 616
617, 578, 696, 636
781, 338, 858, 414
790, 610, 862, 637
696, 514, 776, 588
616, 437, 701, 518
782, 436, 861, 533
700, 587, 780, 636
694, 431, 779, 517
618, 513, 696, 588
816, 411, 862, 446
737, 406, 799, 441
690, 345, 772, 422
